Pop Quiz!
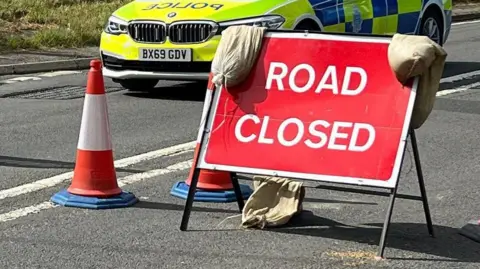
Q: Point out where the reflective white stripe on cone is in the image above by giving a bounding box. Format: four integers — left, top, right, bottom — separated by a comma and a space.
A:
77, 94, 113, 151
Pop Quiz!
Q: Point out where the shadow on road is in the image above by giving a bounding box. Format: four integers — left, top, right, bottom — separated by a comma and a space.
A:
0, 155, 144, 173
442, 61, 480, 78
268, 211, 480, 262
303, 197, 378, 205
124, 82, 207, 102
134, 200, 239, 214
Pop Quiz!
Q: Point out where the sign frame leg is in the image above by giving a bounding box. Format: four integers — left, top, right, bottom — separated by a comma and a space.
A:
179, 86, 246, 231
410, 129, 435, 237
230, 172, 245, 212
376, 128, 434, 259
179, 84, 218, 232
179, 171, 246, 231
376, 143, 404, 259
180, 167, 201, 231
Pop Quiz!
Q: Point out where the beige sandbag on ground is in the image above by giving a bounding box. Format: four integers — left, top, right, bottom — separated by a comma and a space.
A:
388, 34, 447, 129
210, 25, 267, 89
241, 176, 305, 229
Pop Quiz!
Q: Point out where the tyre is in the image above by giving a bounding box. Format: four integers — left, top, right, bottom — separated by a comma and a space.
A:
117, 79, 159, 92
419, 9, 444, 46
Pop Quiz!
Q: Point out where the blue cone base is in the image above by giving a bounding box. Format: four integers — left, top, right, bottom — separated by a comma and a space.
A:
50, 189, 139, 209
170, 181, 253, 203
459, 220, 480, 243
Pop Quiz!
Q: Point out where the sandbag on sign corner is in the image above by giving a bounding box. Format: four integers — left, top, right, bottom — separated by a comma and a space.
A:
387, 34, 448, 129
210, 25, 267, 89
241, 176, 305, 229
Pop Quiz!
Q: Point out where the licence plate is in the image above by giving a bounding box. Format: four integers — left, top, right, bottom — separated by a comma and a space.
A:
139, 48, 192, 62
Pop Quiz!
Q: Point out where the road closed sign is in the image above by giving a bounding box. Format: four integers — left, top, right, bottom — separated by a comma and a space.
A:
197, 32, 418, 188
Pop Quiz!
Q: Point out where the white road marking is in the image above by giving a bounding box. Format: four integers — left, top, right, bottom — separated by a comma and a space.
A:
435, 70, 480, 97
0, 160, 193, 223
38, 71, 81, 77
436, 81, 480, 97
0, 70, 82, 85
168, 149, 194, 158
117, 160, 192, 187
114, 141, 195, 167
0, 80, 16, 84
0, 202, 56, 223
0, 76, 42, 84
0, 141, 195, 200
9, 77, 41, 81
440, 70, 480, 84
437, 69, 480, 96
452, 19, 480, 26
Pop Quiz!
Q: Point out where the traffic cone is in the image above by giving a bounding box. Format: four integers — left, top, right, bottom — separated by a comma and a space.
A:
50, 59, 138, 209
170, 75, 253, 202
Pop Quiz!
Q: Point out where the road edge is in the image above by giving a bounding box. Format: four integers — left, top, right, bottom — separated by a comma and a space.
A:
0, 11, 479, 76
452, 12, 480, 22
0, 58, 97, 76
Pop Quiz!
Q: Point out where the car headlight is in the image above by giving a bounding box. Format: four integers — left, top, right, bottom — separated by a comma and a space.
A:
104, 16, 128, 35
217, 15, 285, 33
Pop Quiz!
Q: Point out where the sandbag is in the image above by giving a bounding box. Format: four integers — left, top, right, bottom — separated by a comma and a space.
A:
388, 34, 447, 129
241, 176, 305, 229
210, 25, 267, 89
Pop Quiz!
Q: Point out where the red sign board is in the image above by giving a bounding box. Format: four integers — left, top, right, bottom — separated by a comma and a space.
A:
197, 32, 418, 188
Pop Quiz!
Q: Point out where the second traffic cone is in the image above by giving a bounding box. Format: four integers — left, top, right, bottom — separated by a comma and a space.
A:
68, 58, 119, 197
186, 169, 233, 190
50, 59, 138, 209
170, 75, 253, 202
184, 140, 233, 190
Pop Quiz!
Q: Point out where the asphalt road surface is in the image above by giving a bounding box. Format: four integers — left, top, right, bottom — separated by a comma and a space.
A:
2, 21, 480, 269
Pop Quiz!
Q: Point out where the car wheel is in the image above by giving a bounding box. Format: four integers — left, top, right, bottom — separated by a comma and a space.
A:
419, 9, 444, 46
118, 79, 159, 92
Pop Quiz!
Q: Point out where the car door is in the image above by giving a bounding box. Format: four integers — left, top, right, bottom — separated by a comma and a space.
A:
310, 0, 346, 33
310, 0, 405, 35
394, 0, 423, 35
341, 0, 390, 35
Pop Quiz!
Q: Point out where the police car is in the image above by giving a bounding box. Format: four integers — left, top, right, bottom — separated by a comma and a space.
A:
100, 0, 452, 91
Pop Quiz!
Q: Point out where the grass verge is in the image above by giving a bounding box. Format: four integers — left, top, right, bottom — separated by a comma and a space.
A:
0, 0, 130, 51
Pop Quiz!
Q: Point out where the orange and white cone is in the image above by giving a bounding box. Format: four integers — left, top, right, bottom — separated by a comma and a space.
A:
50, 59, 138, 209
170, 74, 253, 202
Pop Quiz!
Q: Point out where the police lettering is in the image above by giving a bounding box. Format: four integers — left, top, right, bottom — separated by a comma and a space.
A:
142, 3, 224, 11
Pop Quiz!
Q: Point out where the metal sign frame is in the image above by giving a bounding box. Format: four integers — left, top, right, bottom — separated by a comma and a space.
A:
178, 31, 434, 259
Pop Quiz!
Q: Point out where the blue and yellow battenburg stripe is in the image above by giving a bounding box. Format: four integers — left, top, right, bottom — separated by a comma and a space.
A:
308, 0, 444, 35
443, 0, 453, 30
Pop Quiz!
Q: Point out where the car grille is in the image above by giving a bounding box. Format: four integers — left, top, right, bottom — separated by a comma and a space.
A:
127, 21, 216, 44
168, 23, 215, 43
128, 22, 167, 43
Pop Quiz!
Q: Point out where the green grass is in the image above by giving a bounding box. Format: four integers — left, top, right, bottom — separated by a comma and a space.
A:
0, 0, 478, 51
0, 0, 131, 51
